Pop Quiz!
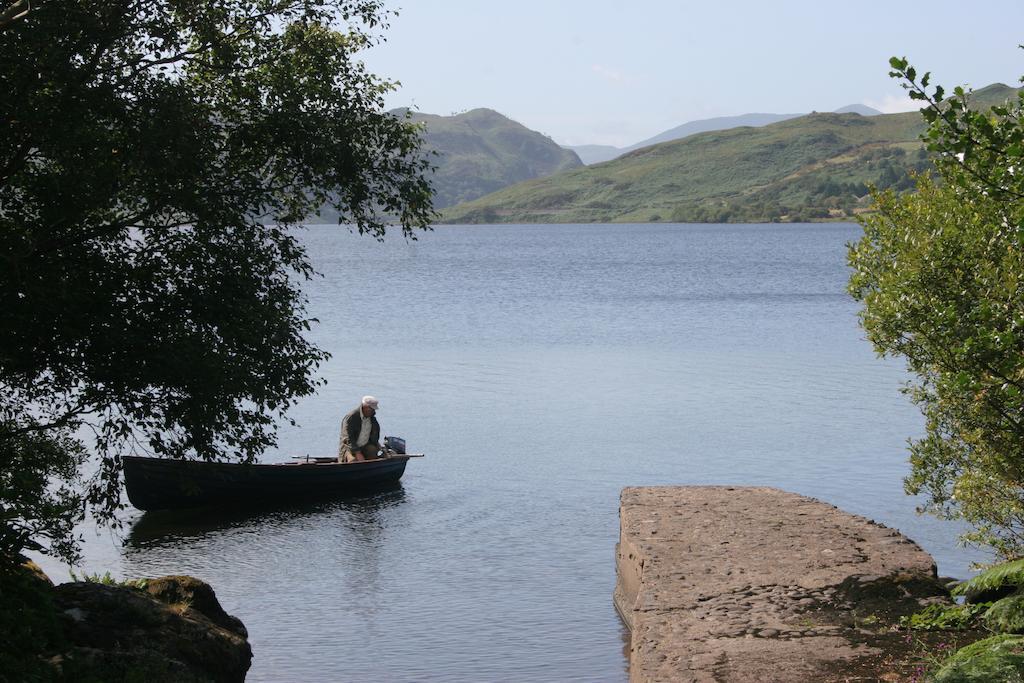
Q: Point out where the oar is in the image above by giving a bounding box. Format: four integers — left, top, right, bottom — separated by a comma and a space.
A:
289, 453, 426, 461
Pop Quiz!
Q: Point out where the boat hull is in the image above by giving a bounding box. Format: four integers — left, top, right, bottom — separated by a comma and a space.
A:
122, 455, 410, 511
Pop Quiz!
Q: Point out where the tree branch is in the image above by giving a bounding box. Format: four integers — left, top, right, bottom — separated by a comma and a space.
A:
0, 0, 29, 30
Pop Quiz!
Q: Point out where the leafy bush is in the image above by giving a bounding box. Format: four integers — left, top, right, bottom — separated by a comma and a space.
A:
900, 603, 990, 631
68, 570, 148, 590
0, 426, 86, 565
954, 560, 1024, 599
850, 57, 1024, 558
984, 593, 1024, 634
931, 634, 1024, 682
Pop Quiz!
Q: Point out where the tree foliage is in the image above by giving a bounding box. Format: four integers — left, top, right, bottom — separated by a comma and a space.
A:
0, 0, 435, 564
849, 56, 1024, 558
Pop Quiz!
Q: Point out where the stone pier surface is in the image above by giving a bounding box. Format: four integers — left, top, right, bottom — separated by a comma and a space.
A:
615, 486, 950, 682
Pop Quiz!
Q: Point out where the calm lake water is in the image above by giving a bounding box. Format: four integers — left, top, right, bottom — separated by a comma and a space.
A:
41, 223, 989, 682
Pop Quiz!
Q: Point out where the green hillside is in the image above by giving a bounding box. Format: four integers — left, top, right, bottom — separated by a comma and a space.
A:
442, 84, 1019, 224
403, 108, 583, 208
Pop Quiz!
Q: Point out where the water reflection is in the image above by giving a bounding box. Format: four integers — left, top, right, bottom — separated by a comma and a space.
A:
125, 485, 408, 549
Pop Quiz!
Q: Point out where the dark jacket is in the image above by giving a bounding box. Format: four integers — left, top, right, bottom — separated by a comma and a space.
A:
340, 405, 380, 451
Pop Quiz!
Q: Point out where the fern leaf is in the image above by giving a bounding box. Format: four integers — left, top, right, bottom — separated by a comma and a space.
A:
953, 559, 1024, 596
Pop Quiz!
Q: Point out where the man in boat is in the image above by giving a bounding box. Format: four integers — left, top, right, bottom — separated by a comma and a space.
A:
338, 395, 382, 463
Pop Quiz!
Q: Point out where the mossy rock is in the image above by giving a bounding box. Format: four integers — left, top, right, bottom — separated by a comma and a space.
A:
985, 592, 1024, 634
143, 576, 247, 637
58, 647, 201, 683
932, 634, 1024, 682
53, 579, 251, 681
0, 560, 64, 681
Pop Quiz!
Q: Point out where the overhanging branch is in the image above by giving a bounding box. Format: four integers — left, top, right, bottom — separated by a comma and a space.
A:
0, 0, 29, 30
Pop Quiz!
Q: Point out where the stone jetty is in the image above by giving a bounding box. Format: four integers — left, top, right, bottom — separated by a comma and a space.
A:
615, 486, 953, 682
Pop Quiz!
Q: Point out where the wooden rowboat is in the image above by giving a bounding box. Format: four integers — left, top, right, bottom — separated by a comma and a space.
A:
122, 454, 419, 512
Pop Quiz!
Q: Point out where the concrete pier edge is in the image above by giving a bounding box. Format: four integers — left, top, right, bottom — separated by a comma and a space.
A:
615, 485, 953, 682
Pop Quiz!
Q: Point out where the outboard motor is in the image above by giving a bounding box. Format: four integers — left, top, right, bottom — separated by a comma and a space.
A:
384, 435, 406, 455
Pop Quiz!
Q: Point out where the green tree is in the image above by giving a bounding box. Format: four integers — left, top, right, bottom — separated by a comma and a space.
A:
877, 160, 900, 188
849, 57, 1024, 558
0, 0, 435, 565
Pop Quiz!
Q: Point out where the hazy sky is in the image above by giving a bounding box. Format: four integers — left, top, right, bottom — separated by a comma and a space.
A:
360, 0, 1024, 147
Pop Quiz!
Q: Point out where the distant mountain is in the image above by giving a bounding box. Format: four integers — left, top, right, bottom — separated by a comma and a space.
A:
396, 108, 582, 209
623, 112, 804, 152
565, 113, 802, 165
833, 103, 883, 116
564, 108, 885, 165
564, 144, 623, 165
444, 83, 1019, 225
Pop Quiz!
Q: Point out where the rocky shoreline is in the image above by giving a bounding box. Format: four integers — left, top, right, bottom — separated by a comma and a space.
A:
5, 561, 251, 682
615, 486, 973, 682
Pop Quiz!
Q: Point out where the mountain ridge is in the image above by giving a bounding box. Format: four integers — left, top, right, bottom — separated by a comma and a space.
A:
397, 107, 582, 209
443, 83, 1019, 224
565, 106, 883, 165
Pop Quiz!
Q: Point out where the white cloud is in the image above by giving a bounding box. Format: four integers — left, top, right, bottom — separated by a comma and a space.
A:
591, 64, 629, 84
863, 93, 920, 113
